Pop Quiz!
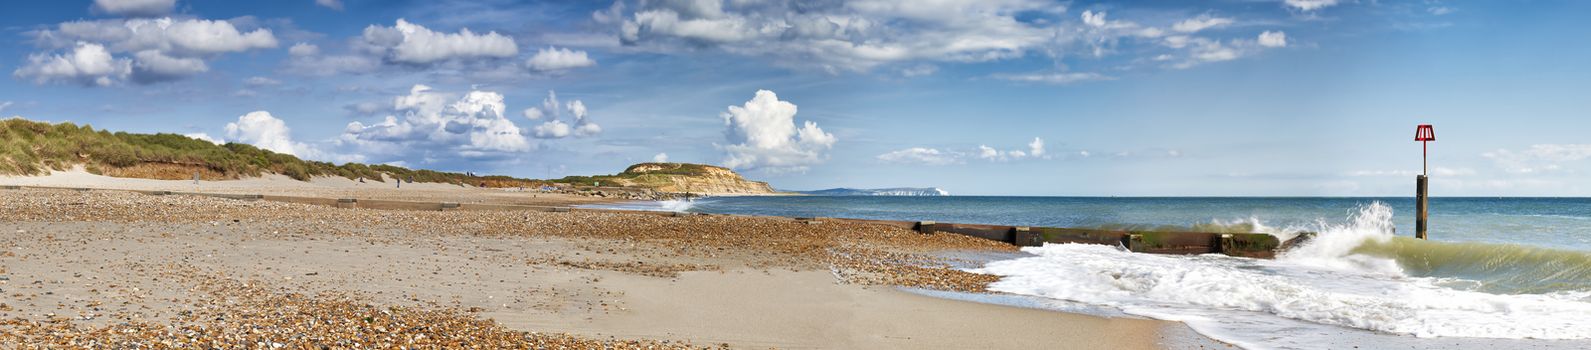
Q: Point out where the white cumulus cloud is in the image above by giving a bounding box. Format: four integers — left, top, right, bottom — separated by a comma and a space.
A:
978, 145, 1001, 160
526, 47, 596, 71
976, 137, 1049, 161
522, 90, 601, 139
225, 111, 306, 156
653, 152, 670, 163
1285, 0, 1340, 11
605, 0, 1056, 72
532, 120, 572, 139
288, 20, 528, 77
304, 1, 1310, 87
567, 100, 600, 137
39, 18, 279, 56
361, 19, 518, 65
719, 90, 835, 173
1258, 31, 1288, 48
13, 42, 131, 86
1082, 10, 1109, 27
216, 112, 362, 164
340, 84, 534, 161
92, 0, 175, 17
24, 17, 278, 85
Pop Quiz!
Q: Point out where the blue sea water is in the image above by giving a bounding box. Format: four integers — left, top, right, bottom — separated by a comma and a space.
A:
665, 196, 1591, 251
587, 196, 1591, 349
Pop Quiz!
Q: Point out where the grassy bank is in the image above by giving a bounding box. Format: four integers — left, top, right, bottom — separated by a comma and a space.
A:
0, 118, 544, 187
548, 163, 724, 187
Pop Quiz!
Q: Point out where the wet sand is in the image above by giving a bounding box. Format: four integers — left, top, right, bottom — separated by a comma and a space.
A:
0, 178, 1225, 348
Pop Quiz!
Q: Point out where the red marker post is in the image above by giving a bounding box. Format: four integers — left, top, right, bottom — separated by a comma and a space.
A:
1414, 124, 1435, 239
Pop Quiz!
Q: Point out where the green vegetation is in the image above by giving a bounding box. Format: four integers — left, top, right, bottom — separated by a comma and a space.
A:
547, 174, 662, 187
0, 118, 744, 190
547, 162, 729, 187
0, 118, 544, 187
620, 162, 721, 176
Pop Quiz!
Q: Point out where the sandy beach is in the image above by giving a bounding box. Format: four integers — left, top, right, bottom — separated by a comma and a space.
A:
0, 173, 1223, 349
0, 168, 618, 206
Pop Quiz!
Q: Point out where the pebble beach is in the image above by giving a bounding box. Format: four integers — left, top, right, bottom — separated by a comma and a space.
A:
0, 179, 1220, 349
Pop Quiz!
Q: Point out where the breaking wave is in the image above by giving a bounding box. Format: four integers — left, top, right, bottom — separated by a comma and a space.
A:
972, 202, 1591, 348
657, 199, 696, 212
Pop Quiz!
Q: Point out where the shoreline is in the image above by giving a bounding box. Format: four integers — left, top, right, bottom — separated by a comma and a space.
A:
0, 179, 1224, 348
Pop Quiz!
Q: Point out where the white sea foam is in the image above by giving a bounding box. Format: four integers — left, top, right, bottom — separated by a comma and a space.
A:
971, 202, 1591, 349
657, 199, 695, 212
575, 198, 696, 212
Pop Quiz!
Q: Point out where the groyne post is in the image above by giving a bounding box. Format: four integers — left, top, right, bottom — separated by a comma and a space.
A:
1414, 124, 1435, 240
1416, 175, 1428, 240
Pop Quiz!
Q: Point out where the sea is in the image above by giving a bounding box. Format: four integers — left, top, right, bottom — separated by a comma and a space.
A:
586, 196, 1591, 349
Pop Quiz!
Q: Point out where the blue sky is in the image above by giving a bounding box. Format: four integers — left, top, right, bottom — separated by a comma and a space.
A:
3, 0, 1590, 196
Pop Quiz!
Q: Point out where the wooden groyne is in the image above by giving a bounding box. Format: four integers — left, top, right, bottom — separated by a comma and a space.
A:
820, 218, 1290, 258
2, 185, 1304, 258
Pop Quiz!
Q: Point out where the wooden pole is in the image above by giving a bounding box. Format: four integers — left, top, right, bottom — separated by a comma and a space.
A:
1416, 175, 1428, 239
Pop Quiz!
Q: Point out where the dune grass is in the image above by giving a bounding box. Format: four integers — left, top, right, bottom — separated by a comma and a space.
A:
0, 118, 544, 187
546, 162, 731, 187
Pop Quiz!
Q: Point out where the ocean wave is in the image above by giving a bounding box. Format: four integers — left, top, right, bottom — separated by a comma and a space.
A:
972, 202, 1591, 345
1087, 216, 1313, 242
1354, 237, 1591, 294
656, 199, 696, 212
576, 198, 697, 212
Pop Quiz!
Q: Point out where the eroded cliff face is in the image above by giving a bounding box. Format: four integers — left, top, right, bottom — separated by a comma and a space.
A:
613, 163, 776, 195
